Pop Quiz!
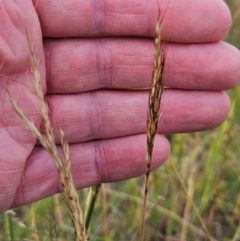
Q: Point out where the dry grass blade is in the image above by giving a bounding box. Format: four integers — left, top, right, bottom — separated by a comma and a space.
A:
171, 162, 213, 241
8, 40, 88, 241
140, 20, 166, 241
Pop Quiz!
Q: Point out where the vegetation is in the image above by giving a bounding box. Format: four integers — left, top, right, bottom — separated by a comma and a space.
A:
1, 1, 240, 240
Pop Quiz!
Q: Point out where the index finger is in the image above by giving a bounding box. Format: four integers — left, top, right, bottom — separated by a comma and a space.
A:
33, 0, 231, 43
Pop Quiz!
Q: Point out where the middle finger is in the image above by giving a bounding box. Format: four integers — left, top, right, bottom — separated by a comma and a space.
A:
44, 38, 240, 93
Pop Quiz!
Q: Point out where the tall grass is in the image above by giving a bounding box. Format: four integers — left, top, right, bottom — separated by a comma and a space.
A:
0, 1, 240, 240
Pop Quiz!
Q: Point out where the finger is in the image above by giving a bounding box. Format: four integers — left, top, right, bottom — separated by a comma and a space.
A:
34, 0, 231, 42
12, 134, 170, 207
44, 89, 230, 143
44, 39, 240, 94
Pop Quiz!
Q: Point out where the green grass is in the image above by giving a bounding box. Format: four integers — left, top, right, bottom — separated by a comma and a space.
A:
1, 1, 240, 240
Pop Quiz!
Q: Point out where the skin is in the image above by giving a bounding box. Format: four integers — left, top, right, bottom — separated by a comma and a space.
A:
0, 0, 240, 213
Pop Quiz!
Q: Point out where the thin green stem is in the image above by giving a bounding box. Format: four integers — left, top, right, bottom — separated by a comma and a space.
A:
85, 185, 102, 231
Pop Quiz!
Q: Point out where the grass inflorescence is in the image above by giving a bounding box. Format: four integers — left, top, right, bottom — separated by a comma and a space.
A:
140, 19, 165, 241
8, 40, 88, 241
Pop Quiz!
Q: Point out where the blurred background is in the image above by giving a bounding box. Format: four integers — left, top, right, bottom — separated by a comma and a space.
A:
1, 1, 240, 240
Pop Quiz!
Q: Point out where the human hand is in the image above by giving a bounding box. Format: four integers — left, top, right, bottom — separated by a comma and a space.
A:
0, 0, 239, 213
